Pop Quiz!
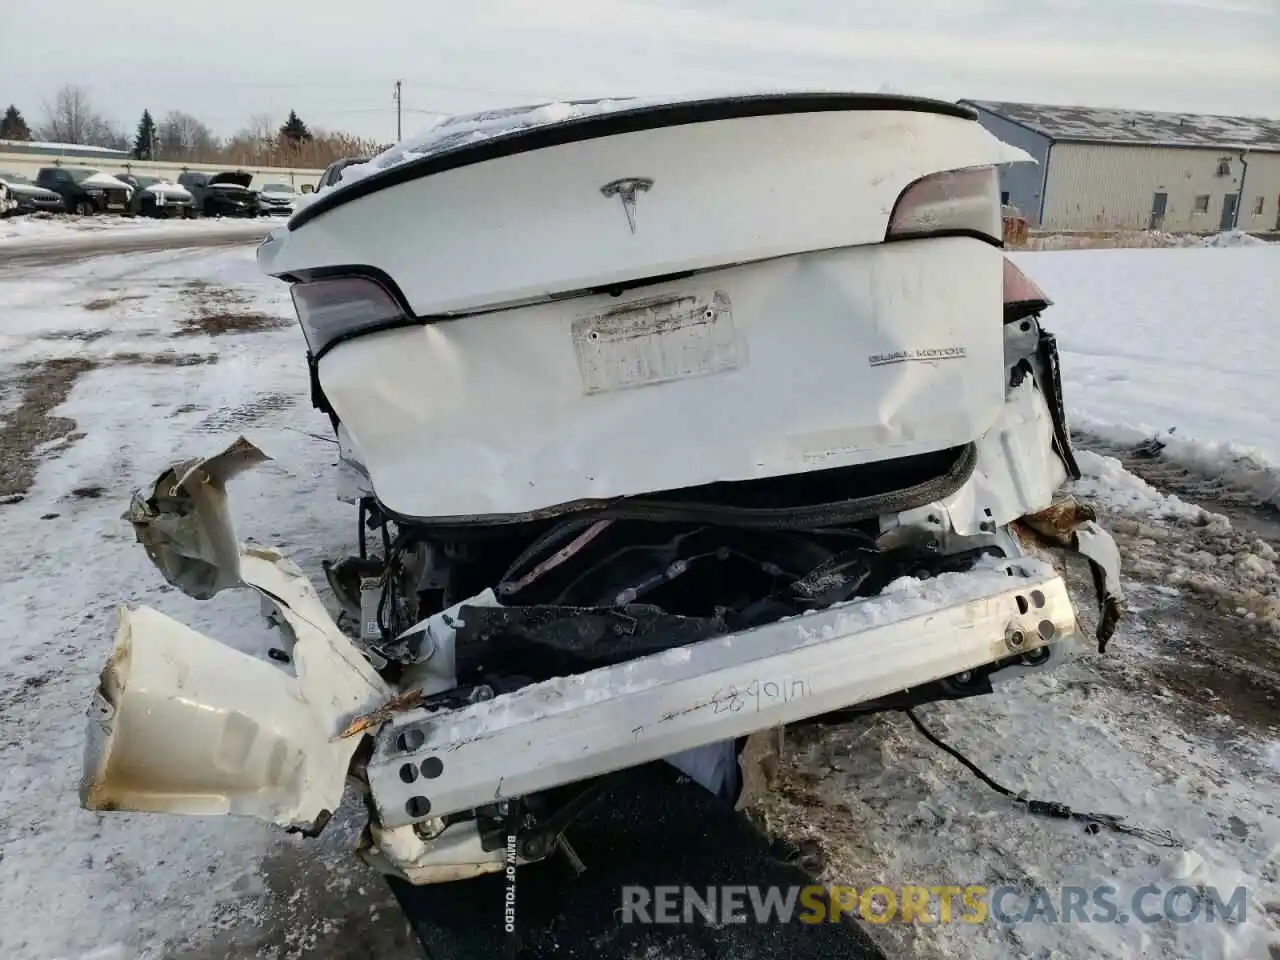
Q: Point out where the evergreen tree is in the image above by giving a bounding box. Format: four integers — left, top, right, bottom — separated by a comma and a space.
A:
132, 109, 158, 160
279, 110, 313, 145
0, 104, 33, 141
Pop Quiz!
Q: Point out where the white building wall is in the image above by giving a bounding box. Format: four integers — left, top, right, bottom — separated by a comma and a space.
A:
1040, 143, 1280, 233
0, 151, 323, 191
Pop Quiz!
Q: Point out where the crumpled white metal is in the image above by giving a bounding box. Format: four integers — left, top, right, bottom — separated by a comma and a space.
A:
80, 437, 391, 832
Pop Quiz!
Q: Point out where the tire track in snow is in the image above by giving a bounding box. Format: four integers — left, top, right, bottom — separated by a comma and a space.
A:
1073, 431, 1280, 543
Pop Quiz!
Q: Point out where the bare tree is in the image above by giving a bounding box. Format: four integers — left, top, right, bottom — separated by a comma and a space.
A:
219, 113, 279, 164
38, 85, 117, 146
157, 110, 219, 160
246, 113, 277, 143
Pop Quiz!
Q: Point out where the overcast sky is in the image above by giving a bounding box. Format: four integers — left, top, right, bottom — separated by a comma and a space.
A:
3, 0, 1277, 143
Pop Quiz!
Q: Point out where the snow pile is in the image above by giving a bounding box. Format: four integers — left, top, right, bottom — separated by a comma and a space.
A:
1200, 229, 1271, 248
1075, 416, 1280, 508
1021, 230, 1272, 251
79, 171, 133, 191
1069, 450, 1280, 637
144, 182, 193, 201
1115, 515, 1280, 635
1072, 449, 1230, 527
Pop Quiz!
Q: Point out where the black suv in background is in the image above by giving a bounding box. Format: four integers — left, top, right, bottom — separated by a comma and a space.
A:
177, 171, 259, 217
35, 167, 133, 215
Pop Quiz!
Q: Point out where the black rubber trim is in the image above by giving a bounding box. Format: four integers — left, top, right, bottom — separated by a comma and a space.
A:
1037, 330, 1081, 480
379, 442, 978, 529
291, 93, 978, 229
1003, 298, 1052, 325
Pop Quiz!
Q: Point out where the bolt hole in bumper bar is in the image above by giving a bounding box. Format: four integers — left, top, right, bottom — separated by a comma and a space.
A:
367, 558, 1084, 829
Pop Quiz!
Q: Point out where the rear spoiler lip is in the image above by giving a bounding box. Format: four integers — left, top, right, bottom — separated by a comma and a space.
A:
290, 92, 978, 230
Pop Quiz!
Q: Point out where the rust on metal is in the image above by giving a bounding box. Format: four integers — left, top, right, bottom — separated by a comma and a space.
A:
499, 519, 613, 596
1020, 497, 1097, 546
338, 688, 425, 740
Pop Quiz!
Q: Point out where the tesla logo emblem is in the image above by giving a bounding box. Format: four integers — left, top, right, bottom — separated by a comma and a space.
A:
600, 178, 653, 234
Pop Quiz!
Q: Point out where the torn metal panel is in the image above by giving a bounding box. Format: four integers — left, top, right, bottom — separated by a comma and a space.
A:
1021, 496, 1098, 544
126, 436, 269, 599
1015, 498, 1125, 652
1075, 522, 1124, 650
83, 441, 391, 831
893, 376, 1068, 539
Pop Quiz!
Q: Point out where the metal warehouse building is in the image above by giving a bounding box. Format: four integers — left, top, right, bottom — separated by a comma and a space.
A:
960, 100, 1280, 234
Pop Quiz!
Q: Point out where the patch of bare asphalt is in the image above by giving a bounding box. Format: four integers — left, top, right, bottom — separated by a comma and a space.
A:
0, 358, 96, 499
83, 294, 146, 312
41, 329, 112, 342
172, 807, 421, 960
0, 353, 218, 500
112, 351, 218, 367
176, 279, 290, 337
1090, 550, 1280, 740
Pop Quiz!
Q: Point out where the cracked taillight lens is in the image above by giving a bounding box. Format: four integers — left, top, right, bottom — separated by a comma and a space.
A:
290, 276, 406, 356
886, 166, 1002, 243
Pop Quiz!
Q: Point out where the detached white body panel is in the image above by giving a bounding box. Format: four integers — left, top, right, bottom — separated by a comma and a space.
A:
81, 446, 391, 831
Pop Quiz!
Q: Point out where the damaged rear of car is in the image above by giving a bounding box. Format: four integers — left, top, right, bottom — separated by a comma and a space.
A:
81, 93, 1122, 895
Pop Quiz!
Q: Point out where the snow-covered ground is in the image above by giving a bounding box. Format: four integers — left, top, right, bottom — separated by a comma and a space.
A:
0, 239, 1276, 959
0, 247, 418, 960
0, 213, 271, 248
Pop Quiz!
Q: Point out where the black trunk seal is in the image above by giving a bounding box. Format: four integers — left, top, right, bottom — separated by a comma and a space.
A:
376, 443, 978, 530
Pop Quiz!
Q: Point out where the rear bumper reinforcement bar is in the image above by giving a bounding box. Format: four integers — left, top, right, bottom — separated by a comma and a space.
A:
368, 559, 1081, 827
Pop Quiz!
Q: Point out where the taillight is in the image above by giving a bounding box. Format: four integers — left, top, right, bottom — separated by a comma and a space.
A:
886, 166, 1002, 244
290, 276, 407, 356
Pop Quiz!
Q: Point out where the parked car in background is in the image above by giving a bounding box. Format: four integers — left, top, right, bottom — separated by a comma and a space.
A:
177, 171, 258, 217
255, 181, 299, 216
116, 175, 196, 218
35, 167, 133, 215
0, 171, 66, 215
316, 156, 370, 192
